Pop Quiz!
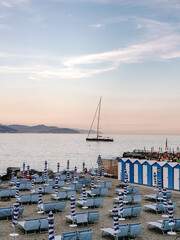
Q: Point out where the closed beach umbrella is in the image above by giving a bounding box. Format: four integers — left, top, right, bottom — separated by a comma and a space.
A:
15, 180, 20, 199
101, 167, 104, 177
22, 162, 25, 175
82, 184, 88, 209
67, 160, 70, 171
112, 206, 120, 235
31, 173, 35, 188
44, 167, 47, 183
70, 195, 77, 227
45, 160, 47, 169
38, 187, 43, 211
118, 192, 125, 220
153, 172, 157, 187
82, 162, 85, 173
66, 170, 71, 184
57, 163, 60, 174
125, 171, 128, 186
97, 168, 101, 182
97, 155, 102, 165
123, 178, 128, 197
74, 166, 77, 182
48, 211, 55, 240
55, 176, 58, 194
168, 200, 176, 235
91, 174, 94, 190
158, 178, 162, 194
162, 188, 168, 217
27, 165, 30, 178
10, 200, 20, 237
11, 170, 15, 184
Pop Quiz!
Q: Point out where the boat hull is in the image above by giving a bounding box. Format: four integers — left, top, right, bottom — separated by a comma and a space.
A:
86, 138, 114, 142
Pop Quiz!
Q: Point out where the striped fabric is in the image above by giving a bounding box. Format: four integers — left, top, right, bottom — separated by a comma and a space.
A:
22, 162, 25, 175
27, 165, 30, 178
67, 160, 70, 171
66, 170, 71, 184
57, 163, 60, 174
153, 172, 157, 187
31, 173, 35, 188
74, 166, 77, 181
44, 167, 47, 182
82, 162, 85, 173
168, 200, 174, 226
163, 188, 167, 208
38, 187, 43, 208
45, 160, 47, 169
11, 170, 15, 184
70, 196, 76, 219
12, 200, 19, 227
82, 184, 87, 203
15, 180, 20, 199
112, 206, 120, 234
91, 174, 94, 190
97, 168, 101, 182
158, 178, 162, 194
101, 167, 104, 177
97, 155, 102, 165
55, 176, 58, 194
118, 192, 124, 215
48, 211, 55, 240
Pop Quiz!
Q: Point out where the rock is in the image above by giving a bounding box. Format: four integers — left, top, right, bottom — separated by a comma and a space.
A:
1, 167, 21, 181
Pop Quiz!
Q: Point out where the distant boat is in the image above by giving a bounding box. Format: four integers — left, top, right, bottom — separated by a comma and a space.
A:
86, 97, 114, 142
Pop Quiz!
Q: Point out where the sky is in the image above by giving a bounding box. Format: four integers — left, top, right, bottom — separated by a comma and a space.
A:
0, 0, 180, 135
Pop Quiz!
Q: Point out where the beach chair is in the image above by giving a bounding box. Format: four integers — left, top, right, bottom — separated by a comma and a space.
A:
55, 231, 77, 240
94, 197, 103, 207
35, 186, 45, 194
98, 182, 105, 188
42, 202, 55, 213
0, 207, 11, 220
131, 205, 141, 217
100, 187, 108, 196
148, 219, 175, 235
20, 178, 27, 184
101, 224, 129, 239
58, 180, 65, 187
31, 193, 39, 203
76, 212, 88, 225
57, 191, 67, 200
48, 181, 55, 187
19, 183, 26, 191
0, 189, 10, 199
77, 229, 93, 240
123, 194, 133, 203
76, 198, 94, 208
75, 183, 82, 190
129, 222, 142, 238
67, 184, 75, 190
39, 217, 48, 233
132, 186, 139, 193
87, 188, 100, 197
9, 189, 16, 198
44, 185, 52, 194
84, 178, 91, 184
133, 194, 141, 203
25, 183, 32, 190
18, 218, 40, 234
105, 181, 112, 188
60, 174, 66, 181
87, 211, 99, 223
144, 201, 176, 214
122, 207, 132, 218
67, 190, 76, 199
19, 194, 31, 204
55, 201, 66, 212
35, 176, 43, 184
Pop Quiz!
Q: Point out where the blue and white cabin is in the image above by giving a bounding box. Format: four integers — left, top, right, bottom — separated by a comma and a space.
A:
173, 163, 180, 191
142, 160, 156, 186
125, 159, 136, 183
134, 159, 146, 184
162, 162, 174, 189
151, 161, 166, 186
118, 158, 129, 181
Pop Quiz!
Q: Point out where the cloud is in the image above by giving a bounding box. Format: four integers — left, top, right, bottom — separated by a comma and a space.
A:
0, 0, 29, 8
91, 23, 105, 28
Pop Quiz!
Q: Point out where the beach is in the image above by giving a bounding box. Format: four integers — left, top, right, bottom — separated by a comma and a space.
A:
0, 175, 180, 240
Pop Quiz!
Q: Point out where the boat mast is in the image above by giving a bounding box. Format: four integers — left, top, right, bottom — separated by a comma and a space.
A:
97, 97, 101, 138
87, 101, 99, 138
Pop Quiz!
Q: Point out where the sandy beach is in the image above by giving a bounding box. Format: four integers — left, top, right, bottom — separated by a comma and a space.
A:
0, 175, 180, 240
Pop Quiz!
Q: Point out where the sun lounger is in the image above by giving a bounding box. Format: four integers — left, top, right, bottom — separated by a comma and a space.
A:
58, 180, 65, 187
18, 218, 40, 234
101, 224, 129, 239
129, 223, 142, 238
55, 231, 77, 240
66, 212, 89, 225
44, 185, 53, 194
19, 194, 31, 204
77, 229, 93, 240
133, 194, 141, 203
55, 201, 66, 212
87, 211, 99, 223
148, 219, 175, 235
109, 206, 141, 219
0, 207, 11, 220
87, 188, 101, 197
67, 190, 76, 199
31, 193, 39, 203
0, 189, 10, 199
39, 217, 48, 233
144, 201, 176, 214
35, 176, 43, 184
104, 181, 112, 188
144, 192, 172, 201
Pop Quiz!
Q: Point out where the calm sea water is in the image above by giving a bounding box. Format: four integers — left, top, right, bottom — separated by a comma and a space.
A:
0, 134, 179, 175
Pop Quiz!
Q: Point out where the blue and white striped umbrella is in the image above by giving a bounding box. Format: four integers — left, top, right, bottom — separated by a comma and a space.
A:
66, 170, 71, 184
124, 168, 127, 180
123, 178, 128, 197
101, 167, 104, 177
97, 168, 101, 182
31, 173, 35, 188
11, 170, 15, 184
91, 174, 94, 190
168, 200, 174, 226
158, 178, 162, 194
74, 166, 77, 181
112, 206, 120, 234
27, 165, 30, 178
82, 162, 85, 173
82, 184, 87, 203
70, 195, 76, 219
15, 180, 20, 199
57, 163, 60, 174
97, 155, 102, 165
45, 160, 47, 169
22, 162, 25, 175
67, 160, 70, 170
12, 200, 19, 227
125, 171, 128, 185
163, 188, 167, 208
55, 176, 58, 194
48, 211, 55, 240
38, 187, 43, 209
118, 192, 124, 215
153, 172, 157, 187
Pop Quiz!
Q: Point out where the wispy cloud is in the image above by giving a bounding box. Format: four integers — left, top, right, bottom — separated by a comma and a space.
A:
0, 0, 29, 8
91, 23, 105, 29
0, 33, 180, 80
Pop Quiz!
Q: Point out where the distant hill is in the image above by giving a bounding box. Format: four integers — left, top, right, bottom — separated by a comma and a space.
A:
0, 124, 79, 134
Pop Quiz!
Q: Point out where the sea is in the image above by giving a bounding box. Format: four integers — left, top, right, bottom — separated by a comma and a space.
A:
0, 134, 179, 175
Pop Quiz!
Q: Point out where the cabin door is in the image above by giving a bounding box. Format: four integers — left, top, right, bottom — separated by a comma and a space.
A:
118, 162, 122, 181
174, 168, 180, 190
163, 167, 168, 188
134, 164, 138, 183
152, 166, 157, 186
126, 163, 130, 181
143, 165, 147, 184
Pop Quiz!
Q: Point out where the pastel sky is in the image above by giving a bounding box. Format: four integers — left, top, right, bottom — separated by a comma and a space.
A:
0, 0, 180, 135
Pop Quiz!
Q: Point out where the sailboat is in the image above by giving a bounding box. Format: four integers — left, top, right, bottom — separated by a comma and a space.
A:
86, 97, 114, 142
